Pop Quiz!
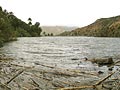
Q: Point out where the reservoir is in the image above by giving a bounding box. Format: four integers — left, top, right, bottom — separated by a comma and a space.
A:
0, 36, 120, 70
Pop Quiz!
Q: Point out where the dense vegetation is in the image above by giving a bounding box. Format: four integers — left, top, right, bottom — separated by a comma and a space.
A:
59, 15, 120, 37
0, 6, 42, 47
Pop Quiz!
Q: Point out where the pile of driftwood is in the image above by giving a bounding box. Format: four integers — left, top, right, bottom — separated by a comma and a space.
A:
0, 57, 120, 90
59, 72, 117, 90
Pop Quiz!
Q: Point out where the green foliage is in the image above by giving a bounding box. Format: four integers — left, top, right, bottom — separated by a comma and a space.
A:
28, 18, 32, 26
50, 33, 54, 36
0, 6, 2, 11
16, 27, 31, 37
42, 32, 54, 36
0, 6, 42, 47
29, 23, 42, 37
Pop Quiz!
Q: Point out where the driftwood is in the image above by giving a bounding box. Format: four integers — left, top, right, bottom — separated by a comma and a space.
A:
69, 69, 98, 76
58, 85, 94, 90
33, 63, 98, 77
95, 72, 115, 86
52, 81, 65, 88
33, 73, 75, 88
11, 63, 34, 69
6, 70, 24, 84
31, 78, 39, 87
0, 83, 11, 90
24, 66, 90, 77
114, 60, 120, 65
87, 58, 114, 66
38, 63, 55, 68
34, 74, 52, 81
58, 72, 115, 90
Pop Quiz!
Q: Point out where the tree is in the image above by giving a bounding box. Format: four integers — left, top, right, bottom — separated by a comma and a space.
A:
28, 18, 32, 26
35, 22, 40, 27
0, 6, 2, 11
48, 33, 50, 36
50, 33, 54, 36
9, 12, 13, 15
43, 31, 46, 36
4, 9, 8, 14
28, 18, 32, 22
28, 22, 32, 26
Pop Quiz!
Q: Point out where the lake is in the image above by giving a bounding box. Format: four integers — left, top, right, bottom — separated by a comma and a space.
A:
0, 36, 120, 71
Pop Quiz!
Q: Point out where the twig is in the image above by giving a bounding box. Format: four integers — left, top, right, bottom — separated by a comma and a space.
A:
30, 78, 39, 87
52, 82, 65, 88
38, 63, 55, 68
114, 60, 120, 65
11, 63, 34, 69
0, 83, 11, 90
58, 85, 94, 90
95, 72, 115, 86
6, 70, 24, 84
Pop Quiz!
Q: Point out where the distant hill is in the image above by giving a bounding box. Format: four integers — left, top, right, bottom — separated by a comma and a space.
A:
41, 26, 77, 35
59, 15, 120, 37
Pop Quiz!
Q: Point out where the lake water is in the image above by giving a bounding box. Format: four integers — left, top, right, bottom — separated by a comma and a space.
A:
0, 37, 120, 71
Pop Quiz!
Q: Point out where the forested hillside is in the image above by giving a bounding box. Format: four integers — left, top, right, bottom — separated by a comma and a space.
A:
0, 6, 42, 47
59, 15, 120, 37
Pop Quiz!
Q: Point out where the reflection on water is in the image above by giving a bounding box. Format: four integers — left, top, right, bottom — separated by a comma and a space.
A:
0, 37, 120, 71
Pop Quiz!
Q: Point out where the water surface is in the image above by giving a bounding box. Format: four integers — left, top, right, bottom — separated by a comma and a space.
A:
0, 37, 120, 71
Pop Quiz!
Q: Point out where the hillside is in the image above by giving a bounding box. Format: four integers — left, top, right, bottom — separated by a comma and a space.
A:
0, 6, 42, 47
59, 15, 120, 37
41, 26, 77, 35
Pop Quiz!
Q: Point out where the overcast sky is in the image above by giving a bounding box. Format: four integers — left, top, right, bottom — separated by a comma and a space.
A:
1, 0, 120, 27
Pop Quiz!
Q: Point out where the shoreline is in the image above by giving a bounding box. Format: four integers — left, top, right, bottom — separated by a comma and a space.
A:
0, 55, 119, 90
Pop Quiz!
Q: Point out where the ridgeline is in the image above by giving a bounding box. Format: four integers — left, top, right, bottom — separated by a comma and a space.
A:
0, 6, 42, 47
59, 15, 120, 37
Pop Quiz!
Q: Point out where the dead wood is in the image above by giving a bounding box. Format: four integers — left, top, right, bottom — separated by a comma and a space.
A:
11, 63, 34, 69
38, 63, 55, 68
36, 75, 52, 81
88, 58, 114, 66
58, 85, 94, 90
58, 72, 115, 90
114, 60, 120, 65
95, 72, 115, 86
52, 81, 65, 88
6, 70, 24, 84
30, 78, 39, 87
0, 83, 11, 90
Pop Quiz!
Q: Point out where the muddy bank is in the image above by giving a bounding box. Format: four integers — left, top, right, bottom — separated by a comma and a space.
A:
0, 55, 120, 90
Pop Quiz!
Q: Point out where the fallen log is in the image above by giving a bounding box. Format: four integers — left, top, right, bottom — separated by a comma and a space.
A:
86, 57, 114, 66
